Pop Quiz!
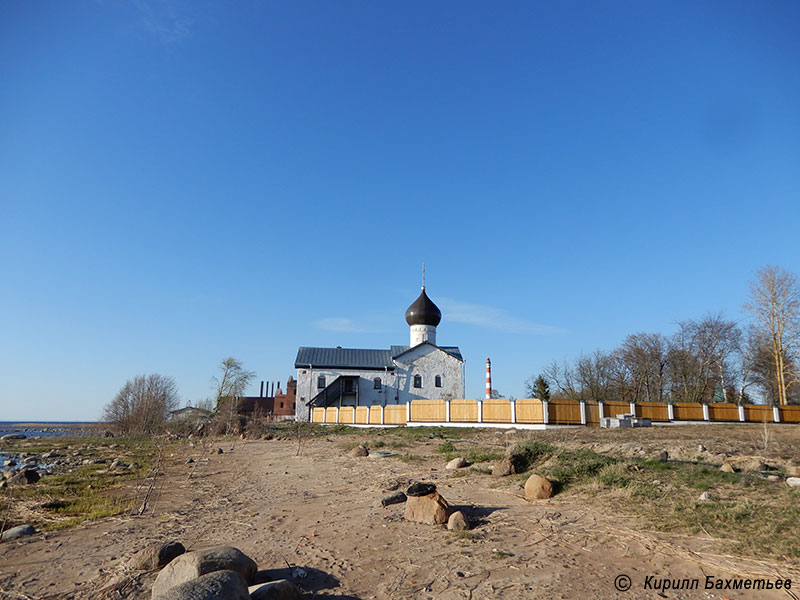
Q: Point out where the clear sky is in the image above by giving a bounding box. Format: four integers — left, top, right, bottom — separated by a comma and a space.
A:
1, 1, 799, 421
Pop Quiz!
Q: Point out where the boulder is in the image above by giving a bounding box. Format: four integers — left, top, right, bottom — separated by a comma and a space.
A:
447, 511, 470, 531
786, 477, 800, 489
10, 469, 40, 485
406, 481, 437, 497
151, 546, 257, 598
697, 444, 706, 452
698, 492, 713, 502
524, 474, 554, 500
492, 456, 515, 477
249, 579, 303, 600
404, 486, 451, 525
745, 460, 770, 473
132, 540, 186, 570
0, 433, 26, 441
719, 463, 736, 473
446, 457, 469, 470
658, 450, 669, 462
349, 445, 369, 458
1, 524, 36, 541
380, 491, 407, 508
153, 569, 249, 600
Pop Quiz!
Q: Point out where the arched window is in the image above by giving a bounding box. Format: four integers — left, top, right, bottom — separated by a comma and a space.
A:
317, 376, 326, 389
435, 375, 442, 388
413, 374, 422, 388
373, 377, 382, 389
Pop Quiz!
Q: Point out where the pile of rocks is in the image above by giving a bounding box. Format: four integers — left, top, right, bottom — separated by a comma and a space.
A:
0, 446, 134, 488
130, 542, 303, 600
381, 481, 470, 531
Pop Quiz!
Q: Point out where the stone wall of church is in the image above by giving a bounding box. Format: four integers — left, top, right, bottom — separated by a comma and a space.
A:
295, 345, 464, 421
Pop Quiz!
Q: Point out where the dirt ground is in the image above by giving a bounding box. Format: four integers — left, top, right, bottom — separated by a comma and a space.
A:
1, 424, 799, 599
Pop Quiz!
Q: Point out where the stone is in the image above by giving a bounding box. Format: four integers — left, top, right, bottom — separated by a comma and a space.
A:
447, 511, 469, 531
349, 445, 369, 458
446, 457, 469, 470
658, 451, 669, 462
10, 469, 40, 485
1, 524, 36, 541
745, 460, 769, 472
767, 475, 781, 482
698, 492, 713, 502
697, 444, 706, 452
151, 546, 257, 597
786, 477, 800, 488
719, 463, 736, 473
215, 448, 224, 455
110, 460, 126, 469
132, 541, 186, 570
0, 433, 26, 440
380, 491, 407, 507
492, 456, 515, 477
153, 569, 249, 600
249, 579, 303, 600
524, 474, 554, 500
404, 491, 451, 525
406, 481, 437, 497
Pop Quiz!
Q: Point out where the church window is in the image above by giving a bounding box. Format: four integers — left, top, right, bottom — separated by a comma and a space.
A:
280, 402, 284, 408
373, 377, 382, 389
317, 376, 326, 389
413, 374, 422, 388
435, 375, 442, 388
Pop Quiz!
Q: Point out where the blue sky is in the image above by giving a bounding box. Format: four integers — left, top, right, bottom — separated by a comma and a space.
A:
1, 1, 799, 421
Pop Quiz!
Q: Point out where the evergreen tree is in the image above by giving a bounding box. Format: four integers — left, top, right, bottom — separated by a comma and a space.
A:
533, 375, 550, 401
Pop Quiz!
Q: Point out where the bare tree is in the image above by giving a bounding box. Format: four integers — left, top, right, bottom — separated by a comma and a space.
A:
211, 357, 256, 432
102, 374, 180, 434
744, 266, 800, 406
620, 333, 669, 403
212, 357, 256, 408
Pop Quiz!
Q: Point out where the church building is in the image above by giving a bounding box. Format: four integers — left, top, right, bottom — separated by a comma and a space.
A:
294, 285, 465, 421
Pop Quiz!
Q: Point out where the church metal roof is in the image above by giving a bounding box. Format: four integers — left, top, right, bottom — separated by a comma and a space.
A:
295, 347, 395, 370
295, 344, 463, 370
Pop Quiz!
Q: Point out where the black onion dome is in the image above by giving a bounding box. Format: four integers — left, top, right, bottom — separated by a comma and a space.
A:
405, 288, 442, 327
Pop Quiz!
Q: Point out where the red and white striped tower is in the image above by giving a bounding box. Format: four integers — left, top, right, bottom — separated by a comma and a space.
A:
485, 358, 492, 400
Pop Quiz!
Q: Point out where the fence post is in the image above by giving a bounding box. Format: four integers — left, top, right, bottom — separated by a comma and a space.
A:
702, 404, 710, 421
667, 403, 675, 421
445, 399, 451, 423
334, 407, 340, 424
598, 401, 604, 420
773, 406, 781, 423
477, 400, 483, 424
380, 404, 385, 425
629, 402, 636, 416
406, 401, 411, 424
579, 401, 587, 425
738, 404, 745, 422
353, 406, 357, 425
542, 400, 549, 424
510, 399, 516, 425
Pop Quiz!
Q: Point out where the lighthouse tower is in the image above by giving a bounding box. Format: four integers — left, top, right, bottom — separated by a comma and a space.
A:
404, 284, 442, 347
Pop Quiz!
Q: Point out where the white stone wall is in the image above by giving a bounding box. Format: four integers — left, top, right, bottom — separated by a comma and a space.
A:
409, 324, 436, 346
295, 345, 464, 421
295, 367, 401, 420
393, 344, 464, 404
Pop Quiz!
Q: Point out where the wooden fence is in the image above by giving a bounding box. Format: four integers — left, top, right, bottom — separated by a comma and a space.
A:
310, 398, 797, 427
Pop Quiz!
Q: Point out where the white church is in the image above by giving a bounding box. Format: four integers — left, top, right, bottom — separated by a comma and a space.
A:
294, 284, 465, 420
